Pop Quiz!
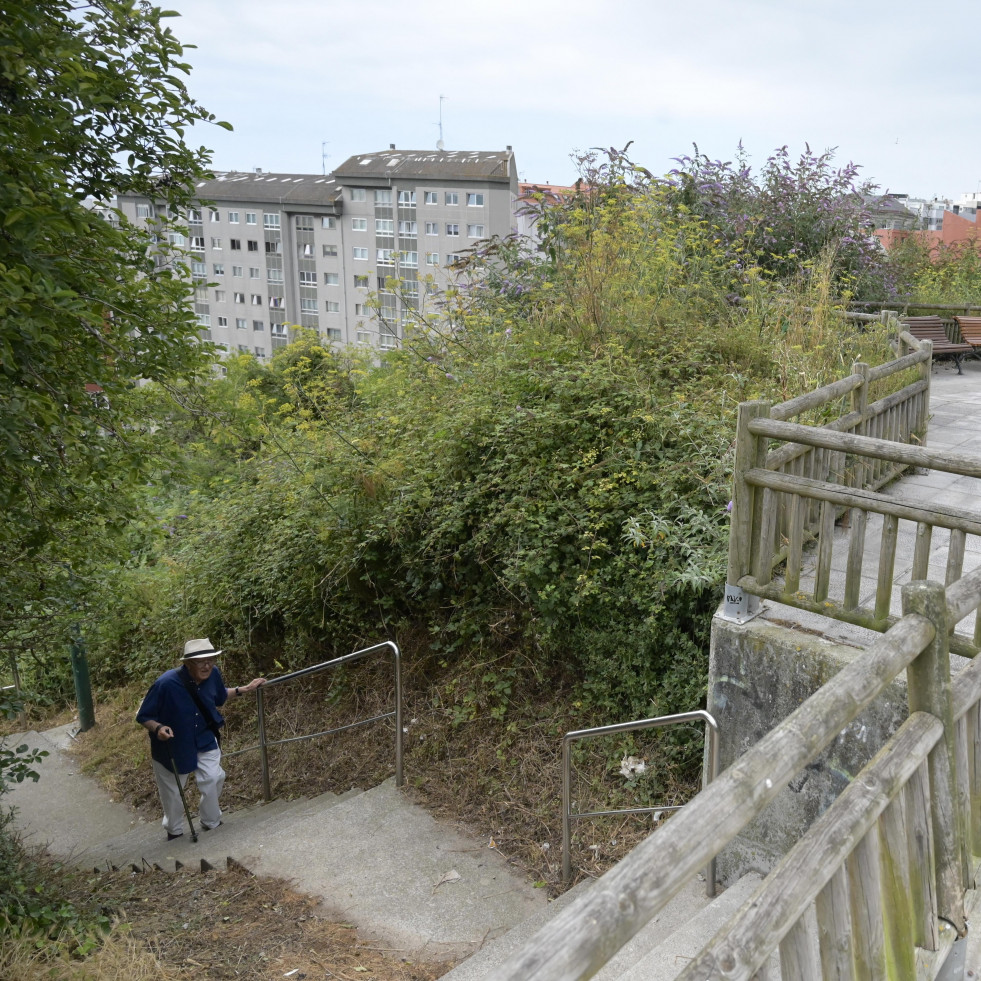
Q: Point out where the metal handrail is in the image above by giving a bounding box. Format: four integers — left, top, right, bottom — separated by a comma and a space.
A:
224, 640, 402, 801
561, 709, 719, 893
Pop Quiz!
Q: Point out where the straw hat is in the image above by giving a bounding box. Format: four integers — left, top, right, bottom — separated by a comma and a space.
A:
182, 638, 223, 660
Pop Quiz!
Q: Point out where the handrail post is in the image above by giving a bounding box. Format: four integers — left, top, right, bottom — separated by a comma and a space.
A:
902, 580, 967, 935
256, 685, 271, 802
725, 401, 770, 618
392, 643, 403, 788
562, 736, 572, 884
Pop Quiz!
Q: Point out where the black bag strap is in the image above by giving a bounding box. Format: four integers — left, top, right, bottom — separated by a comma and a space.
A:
180, 672, 223, 747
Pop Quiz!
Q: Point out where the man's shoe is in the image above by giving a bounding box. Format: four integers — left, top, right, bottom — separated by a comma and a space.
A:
202, 821, 223, 831
167, 832, 183, 841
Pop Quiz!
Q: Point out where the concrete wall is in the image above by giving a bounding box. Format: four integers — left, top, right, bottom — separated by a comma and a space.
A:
706, 604, 913, 886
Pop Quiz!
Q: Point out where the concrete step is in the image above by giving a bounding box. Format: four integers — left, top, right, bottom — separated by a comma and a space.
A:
79, 788, 363, 872
247, 778, 547, 962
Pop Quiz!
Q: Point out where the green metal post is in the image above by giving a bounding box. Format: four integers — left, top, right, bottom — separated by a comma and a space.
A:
69, 623, 96, 732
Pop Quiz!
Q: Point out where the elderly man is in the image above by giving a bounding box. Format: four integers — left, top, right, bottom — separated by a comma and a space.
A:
136, 638, 266, 840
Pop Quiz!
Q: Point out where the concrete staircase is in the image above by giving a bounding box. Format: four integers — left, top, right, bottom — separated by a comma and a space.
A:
5, 724, 777, 977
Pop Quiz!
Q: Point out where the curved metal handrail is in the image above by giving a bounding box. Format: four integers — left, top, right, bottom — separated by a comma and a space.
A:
224, 640, 402, 800
562, 709, 719, 894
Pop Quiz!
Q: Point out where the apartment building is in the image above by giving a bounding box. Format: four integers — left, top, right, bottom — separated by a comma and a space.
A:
117, 147, 519, 357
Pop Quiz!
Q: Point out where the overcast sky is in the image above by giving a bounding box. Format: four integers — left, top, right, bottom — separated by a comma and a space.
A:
173, 0, 981, 200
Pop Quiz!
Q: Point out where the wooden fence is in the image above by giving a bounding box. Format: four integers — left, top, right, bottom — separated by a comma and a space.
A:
483, 578, 981, 980
727, 327, 981, 657
479, 329, 981, 980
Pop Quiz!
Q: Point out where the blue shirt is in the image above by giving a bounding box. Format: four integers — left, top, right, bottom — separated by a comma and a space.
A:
137, 664, 227, 773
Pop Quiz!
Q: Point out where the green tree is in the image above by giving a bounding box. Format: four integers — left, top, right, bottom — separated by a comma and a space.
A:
0, 0, 228, 559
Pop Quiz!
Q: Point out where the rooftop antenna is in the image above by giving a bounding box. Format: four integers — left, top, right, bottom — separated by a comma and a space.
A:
437, 95, 446, 150
321, 141, 330, 176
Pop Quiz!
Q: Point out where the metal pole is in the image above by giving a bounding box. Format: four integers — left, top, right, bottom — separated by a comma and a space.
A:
392, 644, 403, 788
69, 623, 95, 732
257, 685, 271, 802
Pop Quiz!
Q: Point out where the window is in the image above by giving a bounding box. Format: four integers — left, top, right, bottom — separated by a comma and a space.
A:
446, 253, 462, 263
249, 267, 259, 278
190, 236, 205, 250
238, 344, 250, 353
425, 222, 438, 236
229, 239, 241, 250
210, 210, 220, 222
301, 243, 315, 256
271, 324, 287, 337
323, 244, 338, 257
265, 241, 281, 254
246, 212, 257, 225
398, 190, 416, 206
214, 289, 225, 302
324, 272, 339, 285
189, 209, 202, 223
350, 188, 366, 202
424, 191, 437, 205
403, 280, 419, 296
211, 238, 222, 249
374, 189, 392, 204
446, 223, 459, 236
325, 328, 342, 341
267, 268, 283, 283
353, 247, 368, 260
234, 292, 245, 303
402, 251, 418, 267
236, 317, 248, 329
269, 297, 284, 308
228, 211, 239, 224
136, 203, 152, 218
253, 320, 264, 331
168, 232, 185, 246
251, 294, 263, 305
351, 218, 368, 231
295, 215, 314, 231
232, 265, 243, 276
213, 263, 225, 275
247, 240, 259, 251
445, 192, 459, 205
355, 303, 367, 315
375, 219, 394, 234
299, 271, 317, 286
300, 298, 318, 312
322, 216, 336, 229
377, 248, 394, 265
354, 274, 369, 288
191, 260, 206, 276
217, 316, 228, 327
399, 221, 417, 236
426, 252, 439, 265
467, 193, 484, 207
467, 224, 485, 238
325, 300, 340, 312
254, 346, 266, 358
263, 213, 281, 229
196, 313, 211, 327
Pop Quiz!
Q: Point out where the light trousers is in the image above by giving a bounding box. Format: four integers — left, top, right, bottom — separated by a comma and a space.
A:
150, 748, 225, 835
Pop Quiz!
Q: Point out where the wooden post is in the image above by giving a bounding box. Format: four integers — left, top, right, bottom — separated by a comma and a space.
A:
902, 580, 968, 934
727, 401, 771, 590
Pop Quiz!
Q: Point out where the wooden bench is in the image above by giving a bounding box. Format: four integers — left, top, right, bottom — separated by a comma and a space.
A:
900, 315, 973, 374
954, 316, 981, 360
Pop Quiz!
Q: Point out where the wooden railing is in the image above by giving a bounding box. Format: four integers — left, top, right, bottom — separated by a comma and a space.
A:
479, 329, 981, 980
726, 327, 981, 657
483, 575, 981, 980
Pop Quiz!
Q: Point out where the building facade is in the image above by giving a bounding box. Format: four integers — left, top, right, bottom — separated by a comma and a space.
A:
118, 148, 519, 357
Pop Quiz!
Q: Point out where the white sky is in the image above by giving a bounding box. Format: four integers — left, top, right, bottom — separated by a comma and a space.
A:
172, 0, 981, 199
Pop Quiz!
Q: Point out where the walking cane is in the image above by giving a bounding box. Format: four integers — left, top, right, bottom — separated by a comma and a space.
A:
166, 741, 198, 843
